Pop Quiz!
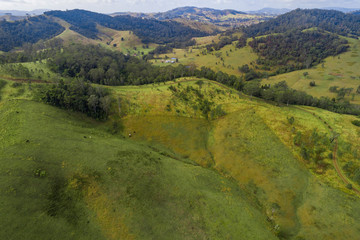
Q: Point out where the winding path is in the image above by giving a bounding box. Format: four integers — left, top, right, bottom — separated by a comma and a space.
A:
297, 106, 360, 196
332, 138, 360, 195
0, 75, 46, 83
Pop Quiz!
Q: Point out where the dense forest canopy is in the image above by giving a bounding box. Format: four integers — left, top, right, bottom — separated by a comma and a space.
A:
243, 9, 360, 37
45, 9, 208, 44
0, 15, 64, 51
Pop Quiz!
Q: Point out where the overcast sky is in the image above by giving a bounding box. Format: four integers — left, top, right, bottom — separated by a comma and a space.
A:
0, 0, 359, 13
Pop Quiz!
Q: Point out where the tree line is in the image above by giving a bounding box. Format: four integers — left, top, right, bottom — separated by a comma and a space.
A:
37, 79, 112, 120
243, 81, 360, 115
45, 44, 359, 116
2, 41, 358, 118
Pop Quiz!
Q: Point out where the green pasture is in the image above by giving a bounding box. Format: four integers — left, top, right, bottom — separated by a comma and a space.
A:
150, 44, 257, 76
0, 80, 278, 239
116, 79, 360, 240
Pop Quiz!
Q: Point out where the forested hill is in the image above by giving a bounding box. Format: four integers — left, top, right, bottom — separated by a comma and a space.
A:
0, 15, 64, 52
243, 9, 360, 37
45, 9, 208, 44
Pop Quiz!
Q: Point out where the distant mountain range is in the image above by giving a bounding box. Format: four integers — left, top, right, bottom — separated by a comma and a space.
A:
0, 9, 49, 16
1, 7, 359, 19
111, 6, 360, 26
322, 7, 360, 13
112, 6, 246, 18
112, 6, 270, 27
1, 7, 360, 52
247, 8, 292, 15
152, 6, 247, 20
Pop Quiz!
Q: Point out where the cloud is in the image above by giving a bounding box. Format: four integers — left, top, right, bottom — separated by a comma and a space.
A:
214, 0, 232, 4
0, 0, 25, 2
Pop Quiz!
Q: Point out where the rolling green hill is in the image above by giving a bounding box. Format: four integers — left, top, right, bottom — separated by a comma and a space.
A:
1, 7, 360, 240
1, 70, 360, 239
0, 79, 279, 240
114, 78, 360, 240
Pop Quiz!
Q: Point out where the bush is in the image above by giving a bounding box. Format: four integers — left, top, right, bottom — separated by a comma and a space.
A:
288, 116, 295, 125
11, 82, 23, 88
352, 120, 360, 127
0, 80, 7, 101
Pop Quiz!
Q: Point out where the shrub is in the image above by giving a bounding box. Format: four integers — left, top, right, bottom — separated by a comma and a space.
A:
288, 116, 295, 125
352, 120, 360, 127
11, 82, 23, 88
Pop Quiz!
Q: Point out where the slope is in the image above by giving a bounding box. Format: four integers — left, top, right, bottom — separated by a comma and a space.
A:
0, 15, 65, 51
243, 8, 360, 37
115, 78, 360, 240
0, 80, 278, 239
262, 37, 360, 104
45, 9, 208, 44
53, 17, 157, 55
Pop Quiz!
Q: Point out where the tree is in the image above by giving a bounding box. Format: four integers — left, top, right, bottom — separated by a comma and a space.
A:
89, 68, 105, 84
87, 95, 99, 115
195, 80, 204, 89
288, 116, 295, 125
244, 81, 262, 97
100, 96, 112, 116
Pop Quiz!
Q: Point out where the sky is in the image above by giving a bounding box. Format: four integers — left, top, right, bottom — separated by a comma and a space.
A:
0, 0, 359, 13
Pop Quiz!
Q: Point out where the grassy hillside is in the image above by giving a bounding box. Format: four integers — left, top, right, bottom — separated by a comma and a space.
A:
150, 33, 360, 104
53, 17, 157, 56
0, 61, 62, 82
262, 37, 360, 104
0, 80, 279, 239
150, 42, 258, 76
172, 18, 224, 34
114, 78, 360, 240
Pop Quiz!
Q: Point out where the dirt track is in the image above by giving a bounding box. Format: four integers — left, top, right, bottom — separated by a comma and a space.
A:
297, 106, 360, 196
332, 138, 360, 195
0, 75, 47, 83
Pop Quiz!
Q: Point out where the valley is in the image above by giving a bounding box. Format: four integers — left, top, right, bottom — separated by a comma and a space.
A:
0, 5, 360, 240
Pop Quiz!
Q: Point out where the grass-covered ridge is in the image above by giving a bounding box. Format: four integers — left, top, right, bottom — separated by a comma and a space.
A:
0, 80, 278, 239
117, 79, 360, 240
